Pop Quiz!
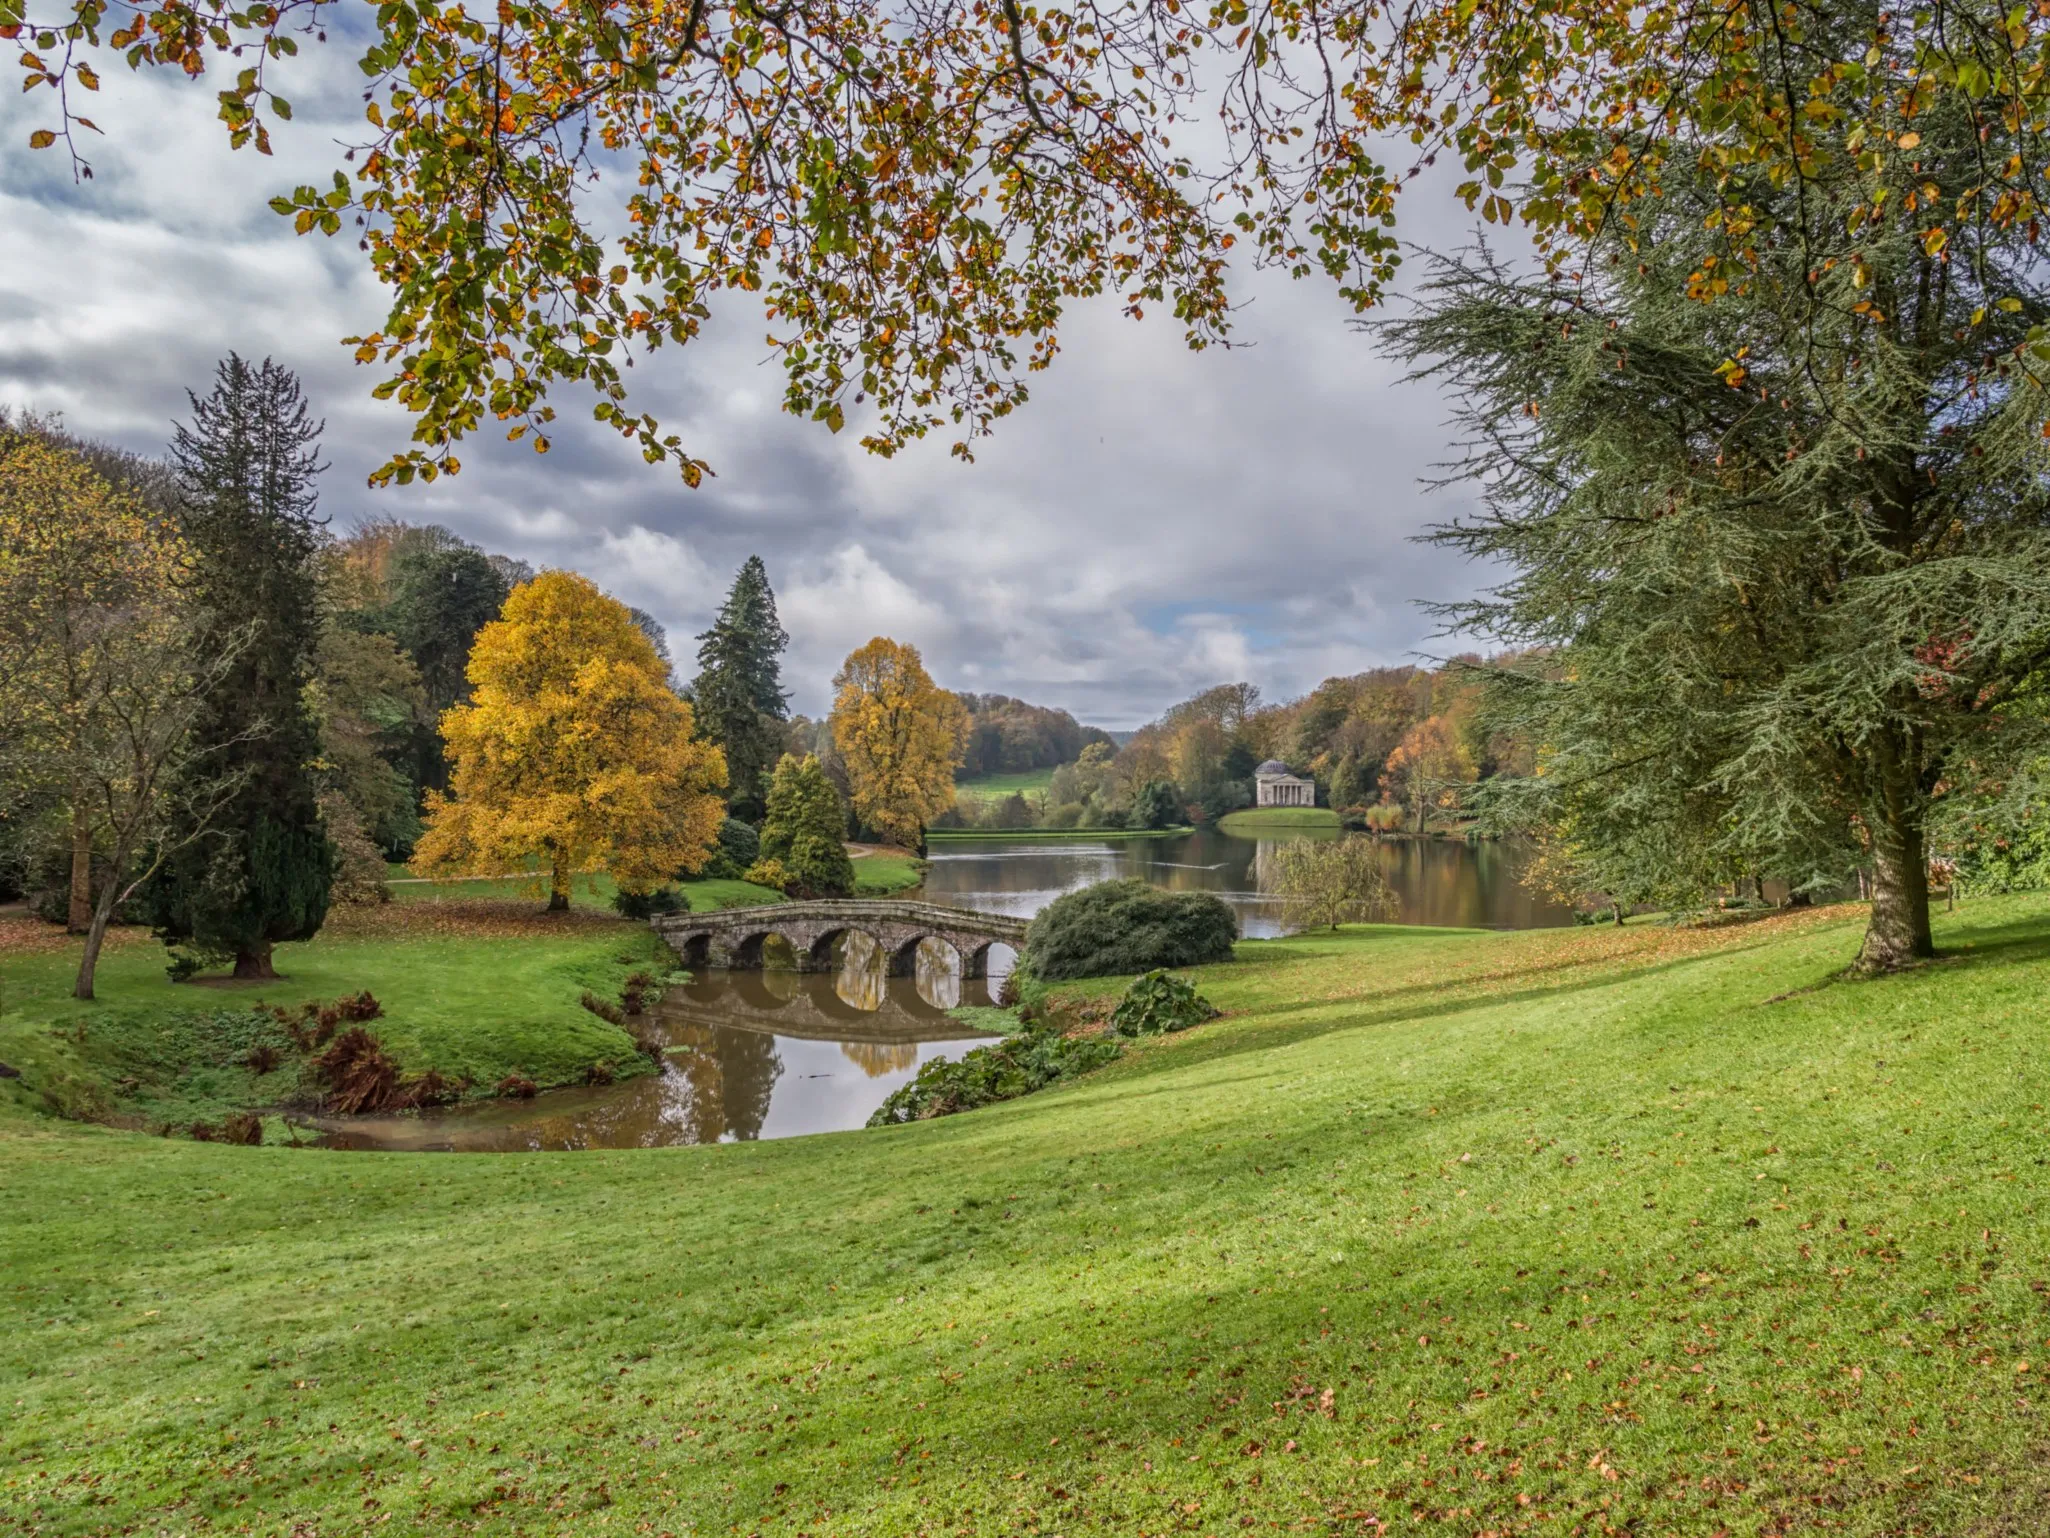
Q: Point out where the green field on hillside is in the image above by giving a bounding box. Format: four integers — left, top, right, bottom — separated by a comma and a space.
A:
6, 897, 2050, 1534
955, 766, 1057, 800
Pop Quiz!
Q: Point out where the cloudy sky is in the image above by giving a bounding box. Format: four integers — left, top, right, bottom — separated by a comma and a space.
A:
1, 39, 1495, 729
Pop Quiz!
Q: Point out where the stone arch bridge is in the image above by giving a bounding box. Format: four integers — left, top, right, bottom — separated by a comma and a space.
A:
652, 900, 1030, 978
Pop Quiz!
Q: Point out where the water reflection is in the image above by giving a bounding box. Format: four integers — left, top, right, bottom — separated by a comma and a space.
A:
319, 824, 1566, 1153
317, 942, 998, 1153
920, 826, 1570, 935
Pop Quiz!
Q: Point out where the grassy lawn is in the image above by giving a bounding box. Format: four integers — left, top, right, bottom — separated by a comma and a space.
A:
6, 895, 2050, 1534
0, 902, 673, 1125
1217, 806, 1340, 833
955, 766, 1057, 801
852, 850, 926, 896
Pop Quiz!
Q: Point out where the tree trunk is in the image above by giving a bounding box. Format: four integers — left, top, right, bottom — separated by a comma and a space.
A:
73, 888, 120, 1001
68, 808, 93, 934
233, 944, 277, 980
1857, 802, 1934, 973
547, 857, 571, 912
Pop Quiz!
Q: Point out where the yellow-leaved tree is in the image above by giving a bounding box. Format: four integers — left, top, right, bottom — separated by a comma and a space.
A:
829, 637, 967, 850
411, 571, 726, 909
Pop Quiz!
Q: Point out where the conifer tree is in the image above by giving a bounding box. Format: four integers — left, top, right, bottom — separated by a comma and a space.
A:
757, 754, 855, 898
691, 557, 790, 822
1387, 41, 2050, 971
145, 356, 335, 979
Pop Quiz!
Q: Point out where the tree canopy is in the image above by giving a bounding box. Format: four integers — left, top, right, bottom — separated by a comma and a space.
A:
143, 355, 334, 981
0, 430, 232, 999
692, 556, 791, 823
411, 569, 728, 908
757, 753, 856, 898
28, 0, 2050, 481
830, 637, 968, 849
1383, 26, 2050, 968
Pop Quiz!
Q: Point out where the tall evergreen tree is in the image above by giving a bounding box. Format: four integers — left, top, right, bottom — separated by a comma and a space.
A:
1386, 31, 2050, 971
146, 355, 335, 979
692, 556, 790, 821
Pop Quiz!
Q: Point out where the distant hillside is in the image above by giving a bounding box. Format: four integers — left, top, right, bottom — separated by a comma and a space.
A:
954, 693, 1115, 777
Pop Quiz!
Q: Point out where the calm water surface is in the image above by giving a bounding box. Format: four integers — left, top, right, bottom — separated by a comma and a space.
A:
322, 827, 1563, 1151
923, 826, 1571, 935
317, 934, 1004, 1152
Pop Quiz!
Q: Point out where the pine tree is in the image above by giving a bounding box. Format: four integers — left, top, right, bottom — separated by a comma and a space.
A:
145, 355, 335, 979
691, 557, 790, 822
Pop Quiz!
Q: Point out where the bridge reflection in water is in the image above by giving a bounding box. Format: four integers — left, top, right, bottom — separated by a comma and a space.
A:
317, 935, 1008, 1153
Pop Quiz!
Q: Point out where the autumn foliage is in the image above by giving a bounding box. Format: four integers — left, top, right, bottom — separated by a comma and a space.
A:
410, 571, 726, 908
829, 638, 967, 849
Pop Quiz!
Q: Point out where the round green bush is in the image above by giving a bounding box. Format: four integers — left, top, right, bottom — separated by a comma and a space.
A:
1024, 879, 1237, 981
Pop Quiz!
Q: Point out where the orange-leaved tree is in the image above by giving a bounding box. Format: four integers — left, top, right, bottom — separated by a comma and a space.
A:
411, 571, 726, 910
829, 638, 967, 850
1379, 716, 1478, 835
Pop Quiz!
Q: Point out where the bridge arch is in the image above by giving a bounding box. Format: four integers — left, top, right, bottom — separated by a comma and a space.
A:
652, 899, 1030, 978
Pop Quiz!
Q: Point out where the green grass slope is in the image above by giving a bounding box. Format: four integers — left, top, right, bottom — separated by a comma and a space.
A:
5, 898, 2050, 1535
0, 903, 671, 1123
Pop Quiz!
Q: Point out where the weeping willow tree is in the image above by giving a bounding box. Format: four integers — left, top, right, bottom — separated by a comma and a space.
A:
1385, 42, 2050, 971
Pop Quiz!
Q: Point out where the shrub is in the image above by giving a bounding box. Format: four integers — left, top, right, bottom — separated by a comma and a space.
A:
619, 970, 659, 1014
700, 817, 761, 879
1109, 970, 1219, 1036
404, 1069, 463, 1106
164, 947, 229, 983
220, 1111, 265, 1145
1361, 801, 1407, 832
867, 1022, 1122, 1125
496, 1074, 538, 1099
312, 1028, 404, 1115
742, 857, 790, 892
1024, 879, 1237, 980
613, 885, 686, 919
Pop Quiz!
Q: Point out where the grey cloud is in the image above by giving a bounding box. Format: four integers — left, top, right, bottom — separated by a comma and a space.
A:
2, 50, 1501, 729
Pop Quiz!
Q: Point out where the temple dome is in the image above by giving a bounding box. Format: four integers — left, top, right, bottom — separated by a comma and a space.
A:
1255, 760, 1292, 776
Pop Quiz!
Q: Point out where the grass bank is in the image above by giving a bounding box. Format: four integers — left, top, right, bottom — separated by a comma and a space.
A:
850, 849, 926, 896
0, 900, 674, 1128
6, 897, 2050, 1534
1217, 806, 1340, 833
388, 867, 786, 912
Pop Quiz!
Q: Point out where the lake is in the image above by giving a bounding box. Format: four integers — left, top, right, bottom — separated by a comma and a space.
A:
319, 827, 1565, 1151
921, 826, 1571, 936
